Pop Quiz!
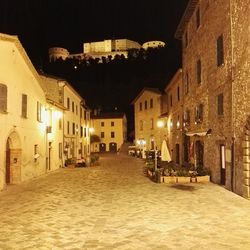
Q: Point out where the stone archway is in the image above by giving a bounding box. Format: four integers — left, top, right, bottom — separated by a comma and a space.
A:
6, 131, 22, 184
243, 117, 250, 198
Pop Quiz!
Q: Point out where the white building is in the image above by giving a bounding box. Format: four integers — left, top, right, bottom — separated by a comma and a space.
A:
142, 41, 166, 50
0, 33, 47, 189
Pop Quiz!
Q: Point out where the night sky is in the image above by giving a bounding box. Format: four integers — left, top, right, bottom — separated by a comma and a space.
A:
0, 0, 188, 134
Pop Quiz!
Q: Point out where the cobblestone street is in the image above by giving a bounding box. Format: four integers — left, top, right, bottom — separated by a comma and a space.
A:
1, 152, 250, 250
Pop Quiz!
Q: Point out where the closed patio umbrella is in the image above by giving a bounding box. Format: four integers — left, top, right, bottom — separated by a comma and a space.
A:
161, 139, 171, 162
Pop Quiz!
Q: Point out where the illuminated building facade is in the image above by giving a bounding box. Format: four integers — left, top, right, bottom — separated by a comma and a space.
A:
132, 88, 163, 151
91, 113, 127, 153
175, 0, 250, 197
0, 33, 47, 189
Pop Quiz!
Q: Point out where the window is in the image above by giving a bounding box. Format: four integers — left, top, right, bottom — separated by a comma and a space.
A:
101, 132, 105, 138
111, 132, 115, 138
67, 97, 70, 109
144, 100, 147, 110
84, 110, 87, 120
34, 144, 38, 155
150, 118, 154, 129
217, 93, 224, 115
84, 128, 87, 137
37, 102, 42, 122
170, 94, 173, 107
196, 7, 200, 29
150, 98, 153, 108
80, 107, 83, 118
21, 94, 27, 118
59, 143, 62, 159
80, 126, 83, 137
67, 121, 70, 134
196, 59, 202, 84
195, 104, 203, 123
177, 86, 180, 101
183, 109, 190, 126
72, 101, 74, 113
139, 102, 142, 111
0, 84, 7, 113
140, 120, 143, 131
217, 34, 224, 66
59, 118, 62, 130
184, 73, 189, 95
76, 105, 78, 115
72, 123, 75, 135
101, 121, 104, 127
111, 121, 114, 126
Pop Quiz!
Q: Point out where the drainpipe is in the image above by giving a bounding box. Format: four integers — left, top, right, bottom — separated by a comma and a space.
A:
229, 0, 236, 192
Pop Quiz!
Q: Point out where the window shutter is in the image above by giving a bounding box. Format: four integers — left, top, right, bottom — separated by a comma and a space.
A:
0, 84, 7, 112
22, 94, 27, 118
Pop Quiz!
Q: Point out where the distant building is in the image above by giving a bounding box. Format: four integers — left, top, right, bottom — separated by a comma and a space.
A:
49, 39, 141, 63
132, 88, 163, 151
142, 41, 165, 50
48, 47, 69, 62
91, 113, 127, 153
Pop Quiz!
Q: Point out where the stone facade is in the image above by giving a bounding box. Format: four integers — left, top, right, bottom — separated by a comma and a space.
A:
175, 0, 250, 197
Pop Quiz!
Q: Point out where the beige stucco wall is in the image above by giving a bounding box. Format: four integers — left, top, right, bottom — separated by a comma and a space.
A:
63, 84, 83, 161
164, 69, 183, 164
92, 116, 126, 152
134, 90, 162, 151
0, 36, 47, 190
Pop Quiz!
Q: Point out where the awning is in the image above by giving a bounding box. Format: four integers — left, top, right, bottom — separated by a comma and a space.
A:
186, 129, 212, 137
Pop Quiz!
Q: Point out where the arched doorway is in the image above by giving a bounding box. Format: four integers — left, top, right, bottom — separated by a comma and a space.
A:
243, 116, 250, 198
99, 143, 106, 152
109, 142, 117, 153
6, 131, 22, 184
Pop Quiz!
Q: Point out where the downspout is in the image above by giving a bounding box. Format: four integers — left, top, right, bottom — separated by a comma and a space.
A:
229, 0, 235, 192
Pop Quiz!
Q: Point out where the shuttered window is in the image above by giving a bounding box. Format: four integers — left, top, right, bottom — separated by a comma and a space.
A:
21, 94, 27, 118
0, 84, 7, 112
217, 93, 224, 115
196, 59, 202, 84
217, 34, 224, 66
195, 104, 203, 123
37, 102, 42, 122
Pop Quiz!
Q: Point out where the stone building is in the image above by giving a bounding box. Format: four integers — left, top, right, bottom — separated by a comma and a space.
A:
132, 88, 163, 152
91, 113, 127, 153
175, 0, 250, 197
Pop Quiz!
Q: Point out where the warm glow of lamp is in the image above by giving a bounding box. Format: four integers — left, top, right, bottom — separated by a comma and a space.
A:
89, 127, 94, 133
157, 120, 164, 128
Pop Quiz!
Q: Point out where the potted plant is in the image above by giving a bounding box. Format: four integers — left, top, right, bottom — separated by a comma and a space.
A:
176, 167, 190, 184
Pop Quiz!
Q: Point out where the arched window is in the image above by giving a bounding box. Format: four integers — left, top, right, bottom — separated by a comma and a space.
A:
0, 83, 7, 112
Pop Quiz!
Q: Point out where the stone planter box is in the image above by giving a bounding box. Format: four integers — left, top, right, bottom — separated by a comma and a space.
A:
190, 177, 197, 183
176, 176, 191, 184
196, 175, 210, 182
163, 176, 177, 184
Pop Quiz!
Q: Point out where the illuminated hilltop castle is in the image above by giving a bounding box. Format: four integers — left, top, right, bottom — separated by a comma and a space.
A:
49, 39, 165, 62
